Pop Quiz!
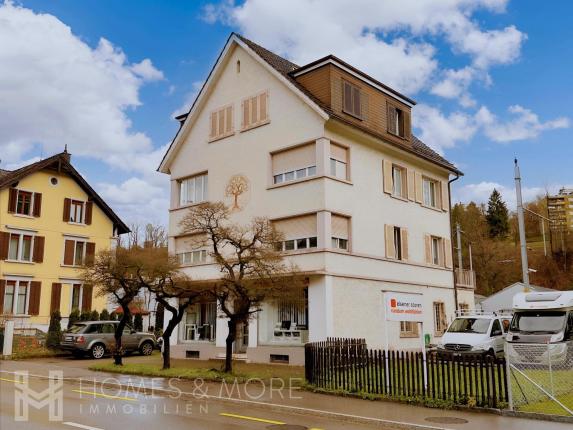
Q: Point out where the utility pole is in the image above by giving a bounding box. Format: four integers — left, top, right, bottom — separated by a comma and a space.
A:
515, 159, 530, 286
456, 223, 463, 270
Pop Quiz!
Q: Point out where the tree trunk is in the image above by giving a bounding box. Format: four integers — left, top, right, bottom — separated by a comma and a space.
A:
224, 319, 237, 373
161, 314, 183, 370
114, 305, 131, 366
162, 335, 171, 370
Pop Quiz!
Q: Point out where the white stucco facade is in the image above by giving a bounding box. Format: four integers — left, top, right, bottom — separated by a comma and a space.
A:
160, 35, 474, 365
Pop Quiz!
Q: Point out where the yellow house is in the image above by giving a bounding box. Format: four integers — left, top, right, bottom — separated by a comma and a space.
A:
0, 151, 129, 330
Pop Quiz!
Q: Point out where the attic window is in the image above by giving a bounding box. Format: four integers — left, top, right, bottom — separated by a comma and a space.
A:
236, 60, 241, 74
388, 104, 406, 138
342, 80, 362, 119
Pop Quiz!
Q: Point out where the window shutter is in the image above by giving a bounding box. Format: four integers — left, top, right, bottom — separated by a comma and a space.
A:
343, 81, 352, 113
33, 193, 42, 217
51, 283, 62, 314
259, 91, 268, 122
85, 201, 93, 225
63, 198, 71, 222
0, 231, 9, 260
209, 111, 217, 139
8, 188, 17, 213
444, 238, 453, 269
352, 86, 361, 117
415, 172, 423, 203
401, 228, 409, 261
225, 105, 233, 134
33, 236, 45, 263
441, 181, 449, 211
242, 100, 249, 129
82, 285, 93, 311
438, 238, 446, 267
383, 160, 393, 194
331, 215, 349, 239
28, 281, 41, 315
0, 279, 5, 311
403, 110, 411, 140
85, 242, 96, 265
272, 144, 316, 175
63, 240, 75, 265
385, 225, 395, 259
274, 215, 317, 240
217, 109, 225, 136
407, 169, 415, 201
424, 234, 432, 264
387, 104, 397, 134
250, 95, 258, 124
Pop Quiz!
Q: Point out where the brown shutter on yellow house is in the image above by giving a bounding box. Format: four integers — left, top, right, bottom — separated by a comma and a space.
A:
415, 172, 423, 203
85, 201, 93, 225
0, 232, 10, 260
441, 181, 449, 211
383, 160, 393, 194
385, 225, 395, 259
8, 188, 17, 213
401, 228, 409, 261
444, 238, 453, 269
407, 169, 415, 201
85, 242, 96, 265
33, 193, 42, 217
28, 281, 41, 315
63, 240, 75, 265
0, 279, 5, 311
63, 198, 71, 222
424, 234, 432, 264
50, 283, 62, 313
82, 285, 93, 311
32, 236, 45, 263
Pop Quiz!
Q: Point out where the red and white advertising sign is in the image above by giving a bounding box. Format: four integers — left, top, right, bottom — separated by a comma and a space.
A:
385, 293, 424, 322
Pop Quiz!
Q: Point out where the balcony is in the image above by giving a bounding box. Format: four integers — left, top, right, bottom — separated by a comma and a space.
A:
455, 268, 476, 289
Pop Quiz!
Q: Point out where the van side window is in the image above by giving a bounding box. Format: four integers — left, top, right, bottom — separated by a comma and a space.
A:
491, 319, 502, 336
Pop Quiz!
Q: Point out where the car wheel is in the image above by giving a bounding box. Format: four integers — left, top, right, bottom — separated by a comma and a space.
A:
90, 343, 106, 359
140, 341, 154, 356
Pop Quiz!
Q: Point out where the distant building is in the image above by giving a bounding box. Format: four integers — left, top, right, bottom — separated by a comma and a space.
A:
548, 188, 573, 233
477, 282, 555, 314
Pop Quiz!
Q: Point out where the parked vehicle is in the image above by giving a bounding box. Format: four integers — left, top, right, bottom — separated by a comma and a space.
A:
436, 310, 512, 358
506, 291, 573, 364
60, 320, 156, 359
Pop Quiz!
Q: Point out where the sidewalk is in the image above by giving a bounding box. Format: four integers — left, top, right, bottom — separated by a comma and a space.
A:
1, 358, 571, 430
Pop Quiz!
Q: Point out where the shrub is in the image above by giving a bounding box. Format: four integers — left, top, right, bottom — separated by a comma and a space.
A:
100, 309, 110, 320
46, 310, 62, 349
90, 310, 100, 321
109, 311, 118, 321
80, 310, 91, 321
67, 308, 80, 329
134, 314, 143, 332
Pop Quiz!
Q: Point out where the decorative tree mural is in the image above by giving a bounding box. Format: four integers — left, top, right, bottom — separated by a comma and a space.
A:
225, 174, 249, 209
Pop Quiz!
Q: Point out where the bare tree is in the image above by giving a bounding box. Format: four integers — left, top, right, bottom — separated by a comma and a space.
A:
180, 202, 303, 373
144, 223, 168, 248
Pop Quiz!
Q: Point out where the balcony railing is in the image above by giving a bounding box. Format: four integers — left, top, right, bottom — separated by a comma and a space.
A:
455, 268, 476, 289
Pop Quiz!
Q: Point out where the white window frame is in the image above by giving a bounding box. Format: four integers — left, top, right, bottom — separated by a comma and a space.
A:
423, 178, 438, 208
433, 301, 447, 335
70, 283, 84, 312
2, 279, 31, 315
278, 237, 318, 252
69, 199, 86, 224
331, 237, 348, 250
392, 165, 407, 198
178, 249, 208, 266
179, 173, 208, 207
14, 189, 35, 217
7, 232, 34, 263
400, 321, 419, 338
329, 158, 347, 180
63, 238, 87, 267
273, 165, 317, 185
431, 236, 441, 266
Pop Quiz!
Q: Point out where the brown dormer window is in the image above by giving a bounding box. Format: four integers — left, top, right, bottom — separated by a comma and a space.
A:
388, 104, 405, 138
342, 80, 361, 118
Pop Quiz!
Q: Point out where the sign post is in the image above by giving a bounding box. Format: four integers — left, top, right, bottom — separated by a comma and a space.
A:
382, 291, 427, 391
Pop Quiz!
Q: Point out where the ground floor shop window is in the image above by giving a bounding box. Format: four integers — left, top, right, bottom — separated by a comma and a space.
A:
400, 321, 419, 338
183, 302, 217, 341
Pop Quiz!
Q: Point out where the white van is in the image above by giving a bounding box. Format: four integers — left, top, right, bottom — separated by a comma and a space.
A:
437, 310, 512, 358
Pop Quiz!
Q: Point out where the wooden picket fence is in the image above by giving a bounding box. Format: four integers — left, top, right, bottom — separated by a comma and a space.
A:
305, 338, 509, 408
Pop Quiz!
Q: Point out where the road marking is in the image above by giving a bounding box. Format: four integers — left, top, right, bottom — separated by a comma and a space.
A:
219, 412, 285, 425
63, 422, 104, 430
0, 377, 23, 384
72, 389, 137, 402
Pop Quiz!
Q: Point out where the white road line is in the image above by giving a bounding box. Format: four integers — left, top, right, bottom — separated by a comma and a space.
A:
63, 422, 104, 430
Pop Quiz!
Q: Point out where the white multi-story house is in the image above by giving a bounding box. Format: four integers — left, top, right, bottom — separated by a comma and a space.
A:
158, 33, 475, 365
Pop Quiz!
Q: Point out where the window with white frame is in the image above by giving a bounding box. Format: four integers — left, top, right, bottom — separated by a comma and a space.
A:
329, 144, 348, 180
400, 321, 419, 337
278, 236, 317, 252
71, 284, 82, 310
3, 280, 29, 315
431, 236, 441, 266
392, 165, 407, 198
16, 190, 33, 216
272, 144, 317, 185
331, 237, 348, 250
331, 214, 350, 251
7, 233, 33, 262
423, 178, 438, 208
274, 165, 316, 185
70, 200, 85, 223
178, 249, 208, 265
179, 174, 208, 206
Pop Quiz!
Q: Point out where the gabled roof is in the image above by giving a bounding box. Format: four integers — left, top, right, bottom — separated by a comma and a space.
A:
0, 152, 129, 234
160, 33, 461, 176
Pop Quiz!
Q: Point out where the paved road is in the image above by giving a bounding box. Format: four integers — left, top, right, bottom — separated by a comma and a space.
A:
0, 373, 382, 430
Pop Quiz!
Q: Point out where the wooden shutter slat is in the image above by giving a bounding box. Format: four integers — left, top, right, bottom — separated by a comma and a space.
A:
407, 169, 415, 201
250, 96, 258, 124
209, 111, 217, 139
0, 279, 5, 312
438, 238, 446, 267
241, 100, 248, 129
85, 201, 93, 225
225, 105, 233, 134
63, 240, 75, 265
82, 285, 93, 311
8, 188, 17, 213
50, 283, 62, 314
33, 236, 45, 263
63, 198, 71, 222
385, 225, 395, 259
441, 181, 449, 211
352, 86, 361, 117
259, 91, 268, 122
0, 231, 9, 260
387, 104, 397, 134
401, 228, 409, 261
343, 81, 352, 113
444, 238, 453, 269
415, 172, 423, 203
85, 242, 96, 265
217, 109, 225, 136
33, 193, 42, 217
404, 110, 411, 140
28, 281, 41, 315
424, 234, 432, 264
383, 160, 393, 194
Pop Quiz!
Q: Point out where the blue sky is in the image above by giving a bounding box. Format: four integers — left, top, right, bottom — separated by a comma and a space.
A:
1, 0, 571, 224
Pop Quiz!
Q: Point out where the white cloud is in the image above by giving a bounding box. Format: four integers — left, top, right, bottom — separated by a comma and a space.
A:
413, 104, 477, 154
431, 67, 483, 108
204, 0, 525, 96
0, 1, 162, 169
453, 181, 548, 209
171, 81, 204, 118
476, 105, 570, 142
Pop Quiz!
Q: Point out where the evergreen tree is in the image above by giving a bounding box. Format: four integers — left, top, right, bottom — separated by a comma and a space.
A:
99, 309, 110, 321
133, 313, 143, 332
90, 310, 100, 321
486, 189, 510, 238
67, 308, 80, 329
79, 310, 91, 321
46, 311, 62, 349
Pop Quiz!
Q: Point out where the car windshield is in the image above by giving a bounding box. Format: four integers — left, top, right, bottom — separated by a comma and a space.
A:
67, 324, 86, 334
447, 318, 490, 334
510, 311, 566, 334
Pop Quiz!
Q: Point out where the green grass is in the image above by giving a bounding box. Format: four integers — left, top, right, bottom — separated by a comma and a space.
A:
511, 368, 573, 416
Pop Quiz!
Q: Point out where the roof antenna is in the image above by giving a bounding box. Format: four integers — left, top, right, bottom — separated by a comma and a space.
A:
64, 144, 68, 153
